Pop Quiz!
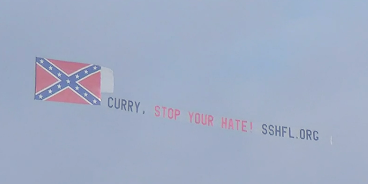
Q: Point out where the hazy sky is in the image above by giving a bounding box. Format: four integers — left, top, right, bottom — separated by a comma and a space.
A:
1, 0, 368, 183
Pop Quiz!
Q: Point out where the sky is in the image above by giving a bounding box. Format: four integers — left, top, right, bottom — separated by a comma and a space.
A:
1, 0, 368, 183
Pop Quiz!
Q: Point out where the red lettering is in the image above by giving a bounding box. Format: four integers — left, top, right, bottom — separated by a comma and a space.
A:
188, 112, 194, 122
221, 117, 249, 133
175, 109, 180, 120
222, 117, 227, 128
189, 112, 214, 126
154, 106, 160, 117
208, 115, 214, 126
229, 119, 234, 130
168, 108, 174, 119
195, 113, 200, 124
155, 106, 181, 120
201, 114, 206, 125
236, 119, 240, 130
162, 106, 167, 118
242, 120, 247, 132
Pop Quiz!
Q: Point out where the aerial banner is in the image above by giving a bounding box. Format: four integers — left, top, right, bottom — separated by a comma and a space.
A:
33, 57, 332, 145
105, 97, 329, 144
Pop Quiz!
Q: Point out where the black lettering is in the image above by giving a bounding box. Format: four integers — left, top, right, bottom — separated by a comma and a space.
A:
282, 126, 287, 137
262, 124, 267, 134
300, 129, 305, 139
128, 100, 133, 112
288, 127, 294, 138
275, 125, 281, 137
306, 129, 312, 140
313, 131, 319, 141
135, 101, 140, 113
121, 99, 127, 110
269, 125, 274, 135
114, 98, 120, 109
108, 97, 113, 108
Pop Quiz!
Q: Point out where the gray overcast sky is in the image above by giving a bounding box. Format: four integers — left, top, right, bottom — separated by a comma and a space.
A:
1, 0, 368, 183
